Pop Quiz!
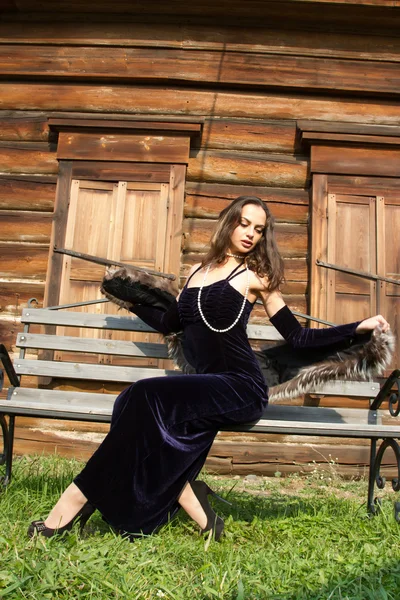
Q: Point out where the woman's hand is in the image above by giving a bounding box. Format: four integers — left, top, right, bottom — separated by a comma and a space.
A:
355, 315, 390, 334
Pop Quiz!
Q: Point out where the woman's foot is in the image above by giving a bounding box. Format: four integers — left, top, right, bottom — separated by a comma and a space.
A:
28, 502, 95, 538
28, 483, 95, 538
179, 480, 226, 541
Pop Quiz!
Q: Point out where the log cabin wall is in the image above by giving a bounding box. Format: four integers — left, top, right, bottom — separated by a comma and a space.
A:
0, 0, 400, 477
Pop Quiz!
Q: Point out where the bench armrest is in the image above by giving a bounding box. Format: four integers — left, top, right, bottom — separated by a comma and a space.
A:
0, 344, 20, 391
370, 369, 400, 414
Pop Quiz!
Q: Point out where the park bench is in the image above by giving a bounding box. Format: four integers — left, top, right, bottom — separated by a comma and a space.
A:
0, 300, 399, 519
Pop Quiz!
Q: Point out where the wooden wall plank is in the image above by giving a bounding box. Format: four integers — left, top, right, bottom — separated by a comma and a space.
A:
0, 281, 44, 317
57, 132, 190, 163
70, 161, 171, 183
185, 185, 308, 223
1, 3, 400, 36
0, 113, 49, 141
311, 145, 400, 177
187, 151, 308, 187
3, 84, 400, 126
328, 175, 400, 200
0, 22, 399, 63
0, 147, 58, 174
0, 178, 55, 210
198, 119, 297, 153
182, 254, 308, 282
0, 211, 52, 243
0, 244, 49, 278
2, 45, 400, 96
183, 218, 308, 256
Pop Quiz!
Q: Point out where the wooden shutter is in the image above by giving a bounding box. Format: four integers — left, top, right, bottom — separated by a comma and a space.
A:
57, 179, 170, 365
311, 175, 400, 370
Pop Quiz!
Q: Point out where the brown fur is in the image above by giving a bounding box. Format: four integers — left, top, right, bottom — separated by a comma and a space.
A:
100, 267, 178, 310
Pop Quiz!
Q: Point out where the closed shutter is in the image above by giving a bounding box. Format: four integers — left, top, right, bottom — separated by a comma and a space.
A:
57, 179, 170, 365
311, 175, 399, 371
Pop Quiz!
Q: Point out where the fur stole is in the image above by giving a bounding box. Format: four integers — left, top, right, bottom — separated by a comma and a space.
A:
267, 327, 395, 402
100, 266, 395, 400
101, 267, 177, 311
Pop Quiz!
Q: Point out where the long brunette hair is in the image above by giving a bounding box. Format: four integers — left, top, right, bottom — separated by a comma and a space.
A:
201, 196, 285, 292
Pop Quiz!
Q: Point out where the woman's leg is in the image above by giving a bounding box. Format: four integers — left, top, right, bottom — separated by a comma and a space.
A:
44, 482, 88, 529
178, 483, 207, 529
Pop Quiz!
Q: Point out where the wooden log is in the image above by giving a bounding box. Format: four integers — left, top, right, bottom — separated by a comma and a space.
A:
184, 183, 309, 222
0, 178, 55, 211
187, 151, 308, 188
0, 112, 49, 141
328, 175, 400, 200
0, 211, 52, 243
1, 44, 400, 95
209, 441, 397, 468
183, 218, 308, 256
198, 119, 297, 153
182, 253, 308, 282
0, 22, 399, 63
1, 2, 399, 34
0, 281, 44, 316
57, 131, 190, 163
3, 84, 400, 125
0, 147, 58, 174
312, 145, 400, 178
0, 243, 49, 278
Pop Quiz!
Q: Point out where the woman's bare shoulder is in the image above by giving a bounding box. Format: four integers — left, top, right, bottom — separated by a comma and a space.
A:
188, 262, 202, 276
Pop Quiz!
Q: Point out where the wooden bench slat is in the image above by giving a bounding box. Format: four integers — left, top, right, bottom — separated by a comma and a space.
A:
16, 333, 169, 359
21, 308, 156, 333
20, 308, 282, 341
3, 389, 399, 438
4, 387, 116, 418
292, 380, 380, 397
14, 359, 175, 382
263, 404, 381, 425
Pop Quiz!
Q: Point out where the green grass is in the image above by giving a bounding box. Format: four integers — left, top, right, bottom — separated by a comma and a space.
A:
1, 455, 400, 599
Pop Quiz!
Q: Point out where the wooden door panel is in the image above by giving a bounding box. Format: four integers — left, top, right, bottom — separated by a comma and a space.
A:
326, 193, 376, 322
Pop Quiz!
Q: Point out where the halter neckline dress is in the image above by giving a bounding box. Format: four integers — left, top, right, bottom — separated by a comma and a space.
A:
74, 262, 268, 536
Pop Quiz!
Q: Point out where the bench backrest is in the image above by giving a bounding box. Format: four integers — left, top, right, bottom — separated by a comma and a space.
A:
14, 307, 380, 399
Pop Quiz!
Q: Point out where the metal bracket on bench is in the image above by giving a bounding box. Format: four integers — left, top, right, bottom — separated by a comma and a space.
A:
368, 437, 400, 521
370, 370, 400, 414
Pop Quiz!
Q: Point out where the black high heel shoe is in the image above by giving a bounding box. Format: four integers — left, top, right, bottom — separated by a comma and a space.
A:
28, 502, 96, 538
190, 480, 231, 541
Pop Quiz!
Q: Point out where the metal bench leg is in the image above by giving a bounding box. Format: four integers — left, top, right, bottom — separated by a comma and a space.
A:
0, 415, 14, 487
367, 437, 400, 520
0, 415, 9, 467
367, 438, 377, 514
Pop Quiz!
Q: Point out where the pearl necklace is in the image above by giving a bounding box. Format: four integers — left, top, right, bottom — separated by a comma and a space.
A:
197, 263, 250, 333
226, 252, 244, 259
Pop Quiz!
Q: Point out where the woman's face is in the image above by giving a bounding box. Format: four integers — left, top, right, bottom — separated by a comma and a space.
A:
229, 204, 267, 254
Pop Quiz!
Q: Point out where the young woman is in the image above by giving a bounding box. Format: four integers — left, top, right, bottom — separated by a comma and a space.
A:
29, 196, 390, 540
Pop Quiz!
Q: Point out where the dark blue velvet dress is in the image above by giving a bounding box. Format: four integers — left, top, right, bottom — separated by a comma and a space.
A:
74, 265, 360, 536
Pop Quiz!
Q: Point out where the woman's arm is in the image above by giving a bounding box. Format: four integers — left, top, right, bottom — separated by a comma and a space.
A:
260, 288, 390, 349
130, 300, 182, 335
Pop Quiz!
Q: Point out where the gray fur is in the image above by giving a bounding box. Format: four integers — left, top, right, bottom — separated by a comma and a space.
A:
268, 327, 395, 403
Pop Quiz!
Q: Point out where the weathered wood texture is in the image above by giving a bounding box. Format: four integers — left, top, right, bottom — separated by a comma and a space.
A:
1, 10, 399, 475
3, 85, 400, 125
3, 44, 400, 95
9, 418, 399, 479
2, 3, 400, 36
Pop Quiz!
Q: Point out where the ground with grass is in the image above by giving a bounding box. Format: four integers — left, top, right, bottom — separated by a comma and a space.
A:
1, 455, 400, 599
